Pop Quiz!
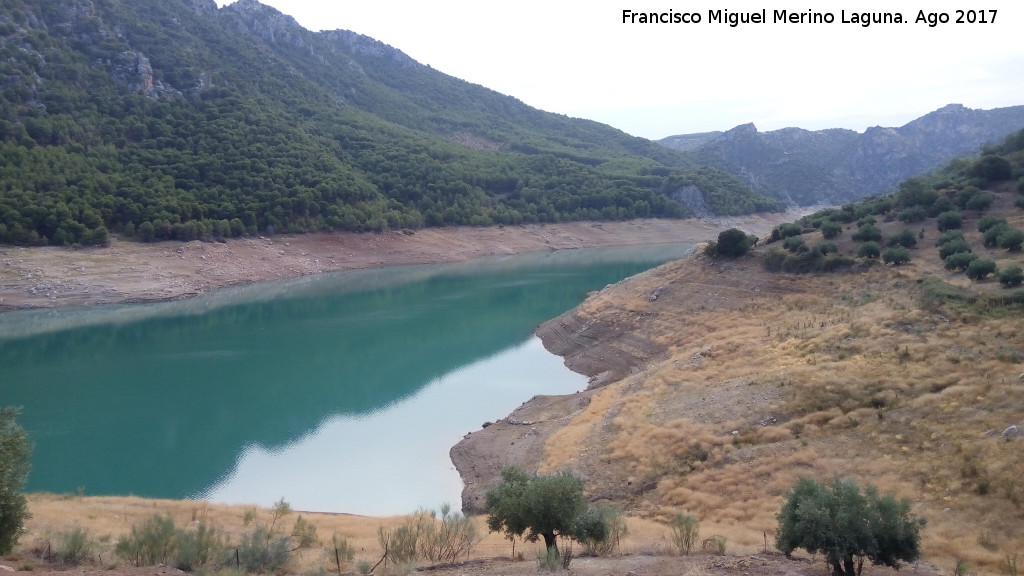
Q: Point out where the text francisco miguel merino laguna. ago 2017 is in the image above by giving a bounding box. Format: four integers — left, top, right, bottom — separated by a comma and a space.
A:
621, 8, 999, 28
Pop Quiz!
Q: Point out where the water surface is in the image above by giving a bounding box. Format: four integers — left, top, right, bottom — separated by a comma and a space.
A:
0, 244, 688, 514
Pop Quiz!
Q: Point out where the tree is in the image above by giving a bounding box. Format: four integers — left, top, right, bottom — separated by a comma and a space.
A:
485, 467, 587, 555
714, 228, 754, 257
999, 265, 1024, 287
936, 210, 963, 232
776, 477, 925, 576
0, 407, 32, 555
966, 258, 997, 281
852, 224, 882, 242
882, 247, 911, 265
858, 241, 880, 259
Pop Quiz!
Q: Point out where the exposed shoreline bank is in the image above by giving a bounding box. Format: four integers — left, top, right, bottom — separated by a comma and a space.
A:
0, 214, 797, 312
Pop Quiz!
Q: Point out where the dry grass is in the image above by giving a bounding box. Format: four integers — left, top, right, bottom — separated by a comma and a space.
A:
529, 213, 1024, 574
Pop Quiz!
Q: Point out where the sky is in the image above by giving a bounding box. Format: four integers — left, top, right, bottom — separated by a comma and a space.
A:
215, 1, 1024, 140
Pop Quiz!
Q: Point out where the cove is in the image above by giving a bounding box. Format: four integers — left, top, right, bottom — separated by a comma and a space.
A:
0, 243, 689, 514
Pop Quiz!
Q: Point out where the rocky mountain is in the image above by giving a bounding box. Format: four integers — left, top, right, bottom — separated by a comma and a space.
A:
661, 104, 1024, 206
0, 0, 781, 246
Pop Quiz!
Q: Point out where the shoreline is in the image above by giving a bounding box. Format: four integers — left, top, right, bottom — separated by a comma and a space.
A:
0, 214, 797, 312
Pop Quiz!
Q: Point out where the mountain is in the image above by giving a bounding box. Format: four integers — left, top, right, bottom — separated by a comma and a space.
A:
660, 104, 1024, 206
0, 0, 782, 247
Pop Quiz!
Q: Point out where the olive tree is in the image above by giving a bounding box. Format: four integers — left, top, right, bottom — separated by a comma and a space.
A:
485, 467, 586, 556
776, 478, 925, 576
0, 407, 32, 554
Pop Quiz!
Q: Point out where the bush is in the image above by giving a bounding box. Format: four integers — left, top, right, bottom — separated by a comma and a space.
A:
54, 525, 95, 566
116, 514, 178, 567
998, 228, 1024, 251
935, 230, 965, 247
771, 223, 804, 241
714, 228, 755, 257
669, 512, 699, 555
886, 229, 918, 249
237, 525, 292, 574
573, 506, 626, 557
966, 192, 994, 211
937, 210, 963, 232
174, 523, 226, 572
982, 224, 1008, 247
852, 224, 882, 242
816, 241, 838, 255
966, 258, 998, 281
969, 155, 1013, 181
858, 241, 880, 259
417, 503, 480, 563
999, 266, 1024, 287
701, 535, 727, 555
978, 215, 1008, 233
882, 247, 911, 265
939, 239, 972, 260
783, 235, 807, 253
776, 478, 925, 576
0, 408, 31, 555
897, 206, 927, 223
821, 220, 843, 239
943, 252, 978, 272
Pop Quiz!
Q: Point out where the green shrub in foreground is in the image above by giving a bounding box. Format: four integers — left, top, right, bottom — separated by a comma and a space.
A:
669, 512, 699, 555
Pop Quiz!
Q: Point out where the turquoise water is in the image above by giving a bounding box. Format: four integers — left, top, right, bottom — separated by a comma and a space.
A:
0, 244, 688, 514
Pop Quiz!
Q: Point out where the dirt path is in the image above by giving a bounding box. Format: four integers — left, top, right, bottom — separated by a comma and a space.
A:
0, 215, 797, 311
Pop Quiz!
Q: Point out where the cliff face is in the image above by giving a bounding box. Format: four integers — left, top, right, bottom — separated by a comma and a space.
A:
661, 104, 1024, 206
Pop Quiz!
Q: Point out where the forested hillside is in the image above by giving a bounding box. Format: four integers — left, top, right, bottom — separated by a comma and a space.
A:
0, 0, 782, 246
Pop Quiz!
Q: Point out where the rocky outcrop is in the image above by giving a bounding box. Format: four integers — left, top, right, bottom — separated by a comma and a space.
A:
662, 104, 1024, 206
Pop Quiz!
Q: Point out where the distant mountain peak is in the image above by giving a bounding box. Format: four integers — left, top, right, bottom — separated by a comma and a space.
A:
660, 104, 1024, 206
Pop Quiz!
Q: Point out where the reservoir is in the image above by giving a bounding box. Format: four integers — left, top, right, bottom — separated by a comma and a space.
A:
0, 243, 688, 515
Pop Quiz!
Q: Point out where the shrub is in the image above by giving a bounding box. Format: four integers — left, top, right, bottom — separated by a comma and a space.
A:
237, 525, 291, 574
669, 512, 699, 555
783, 235, 807, 253
573, 506, 626, 557
935, 230, 965, 247
998, 228, 1024, 251
417, 503, 480, 563
966, 191, 994, 211
858, 241, 880, 259
54, 525, 95, 566
771, 223, 804, 241
701, 535, 727, 555
944, 252, 978, 272
939, 239, 972, 260
857, 215, 877, 227
882, 247, 911, 265
816, 241, 838, 255
714, 228, 755, 257
966, 258, 998, 281
954, 186, 982, 209
174, 523, 226, 572
116, 514, 178, 567
936, 210, 963, 232
998, 266, 1024, 287
969, 155, 1013, 181
0, 408, 31, 555
821, 220, 843, 239
978, 215, 1008, 233
897, 206, 927, 223
982, 224, 1008, 247
852, 224, 882, 242
776, 478, 925, 576
886, 229, 918, 249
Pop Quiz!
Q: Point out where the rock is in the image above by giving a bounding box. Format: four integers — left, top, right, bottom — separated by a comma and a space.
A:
1002, 425, 1019, 439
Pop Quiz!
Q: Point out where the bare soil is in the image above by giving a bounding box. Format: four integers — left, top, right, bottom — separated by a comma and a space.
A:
0, 216, 795, 311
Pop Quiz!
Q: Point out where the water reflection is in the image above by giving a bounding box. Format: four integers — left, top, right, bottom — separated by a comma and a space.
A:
0, 244, 688, 511
201, 337, 585, 515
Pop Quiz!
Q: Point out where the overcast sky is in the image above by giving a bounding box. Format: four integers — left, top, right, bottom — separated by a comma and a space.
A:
216, 1, 1024, 140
